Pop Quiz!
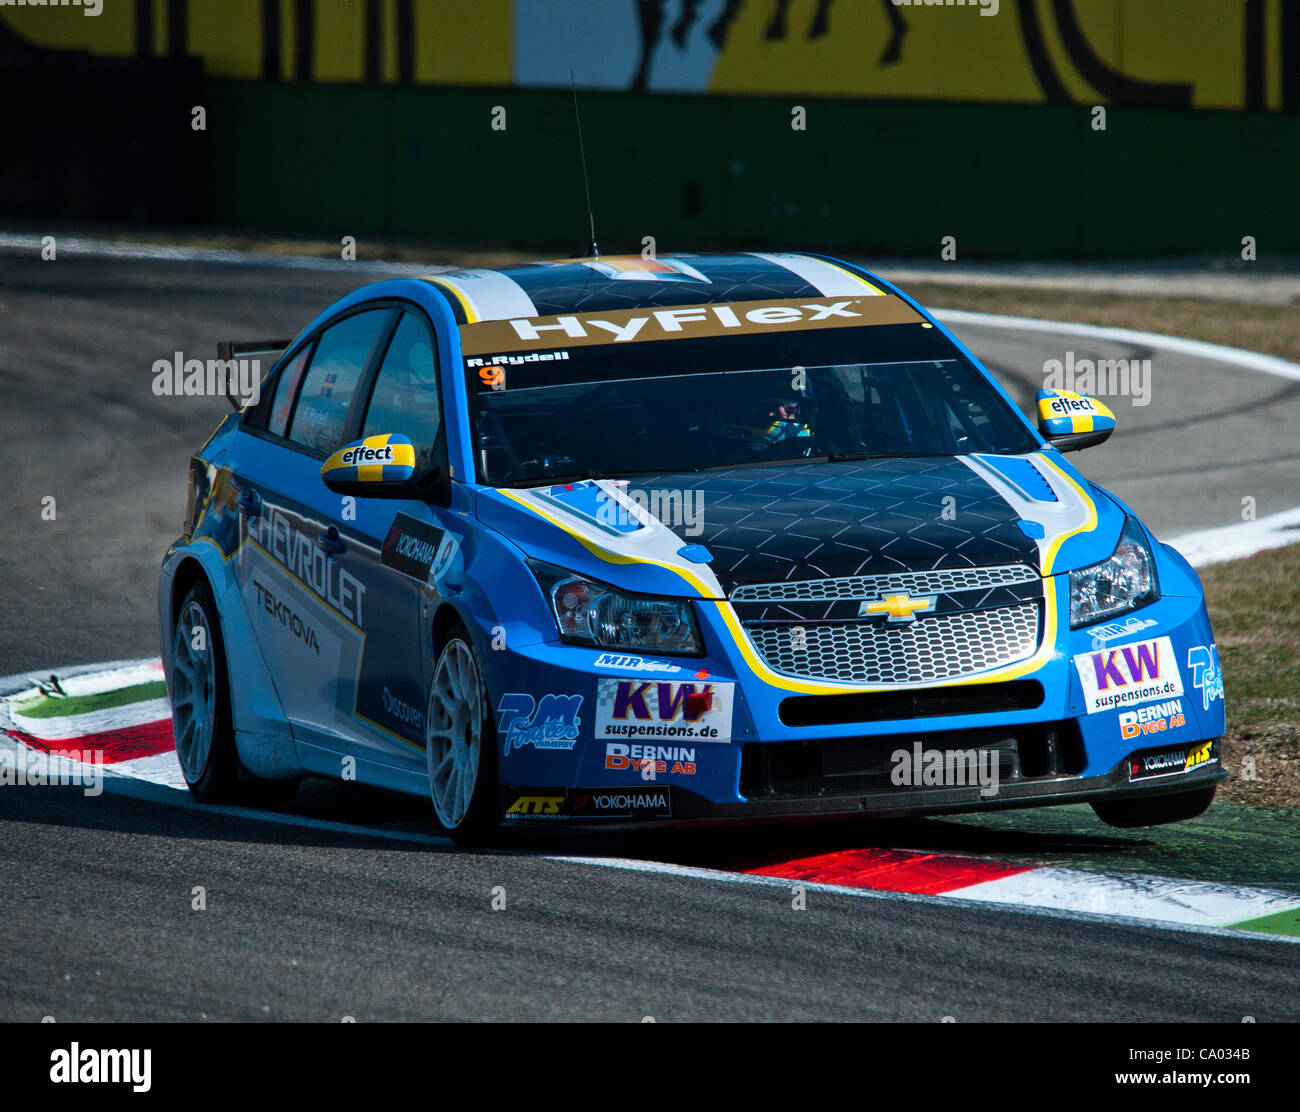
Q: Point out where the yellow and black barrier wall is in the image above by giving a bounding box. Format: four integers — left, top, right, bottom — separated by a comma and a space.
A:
4, 0, 1298, 256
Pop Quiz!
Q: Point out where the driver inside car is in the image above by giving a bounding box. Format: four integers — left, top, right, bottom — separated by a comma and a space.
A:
711, 393, 814, 455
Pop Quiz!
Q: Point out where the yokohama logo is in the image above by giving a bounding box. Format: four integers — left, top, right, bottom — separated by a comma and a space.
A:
592, 791, 667, 809
568, 788, 673, 819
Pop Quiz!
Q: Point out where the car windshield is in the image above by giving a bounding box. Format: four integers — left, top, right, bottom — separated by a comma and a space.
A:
466, 324, 1038, 486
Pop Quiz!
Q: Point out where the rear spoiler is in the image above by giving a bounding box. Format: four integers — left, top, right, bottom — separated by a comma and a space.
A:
216, 340, 292, 410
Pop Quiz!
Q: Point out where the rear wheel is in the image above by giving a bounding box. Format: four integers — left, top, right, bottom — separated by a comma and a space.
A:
425, 626, 499, 844
169, 579, 298, 806
1091, 785, 1216, 828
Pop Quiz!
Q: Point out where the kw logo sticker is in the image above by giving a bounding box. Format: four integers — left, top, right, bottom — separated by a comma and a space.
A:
1074, 636, 1183, 714
594, 679, 734, 742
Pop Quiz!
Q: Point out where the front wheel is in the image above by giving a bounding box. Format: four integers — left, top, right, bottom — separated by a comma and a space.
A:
425, 626, 499, 843
1091, 784, 1216, 828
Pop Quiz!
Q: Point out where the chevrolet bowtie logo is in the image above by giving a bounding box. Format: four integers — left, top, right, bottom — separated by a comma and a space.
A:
858, 593, 937, 623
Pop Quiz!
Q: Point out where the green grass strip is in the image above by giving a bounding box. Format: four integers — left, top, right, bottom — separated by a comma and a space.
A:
1226, 908, 1300, 938
13, 680, 166, 719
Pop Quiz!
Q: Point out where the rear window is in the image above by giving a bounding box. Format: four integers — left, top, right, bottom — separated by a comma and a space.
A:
266, 345, 312, 438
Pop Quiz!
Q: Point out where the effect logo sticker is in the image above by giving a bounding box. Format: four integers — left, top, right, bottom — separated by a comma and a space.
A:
1187, 645, 1225, 712
497, 692, 583, 755
1074, 635, 1183, 714
321, 433, 416, 485
1035, 388, 1116, 436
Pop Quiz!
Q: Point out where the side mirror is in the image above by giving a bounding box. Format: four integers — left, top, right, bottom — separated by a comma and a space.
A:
321, 434, 419, 496
1035, 389, 1116, 452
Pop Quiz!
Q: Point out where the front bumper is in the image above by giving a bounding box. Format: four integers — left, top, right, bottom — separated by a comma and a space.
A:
501, 747, 1225, 830
488, 576, 1226, 821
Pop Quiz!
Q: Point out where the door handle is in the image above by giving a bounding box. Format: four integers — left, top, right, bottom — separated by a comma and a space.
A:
236, 489, 262, 517
317, 525, 346, 555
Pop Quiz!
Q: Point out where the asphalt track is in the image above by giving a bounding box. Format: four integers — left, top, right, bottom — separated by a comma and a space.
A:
2, 253, 1298, 1021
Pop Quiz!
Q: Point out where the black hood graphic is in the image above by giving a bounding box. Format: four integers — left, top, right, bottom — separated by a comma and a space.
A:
630, 457, 1039, 592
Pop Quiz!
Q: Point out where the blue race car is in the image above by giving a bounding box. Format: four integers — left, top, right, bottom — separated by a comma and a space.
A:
158, 252, 1226, 841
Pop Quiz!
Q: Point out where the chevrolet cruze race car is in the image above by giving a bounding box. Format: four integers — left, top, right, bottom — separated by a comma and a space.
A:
158, 252, 1227, 842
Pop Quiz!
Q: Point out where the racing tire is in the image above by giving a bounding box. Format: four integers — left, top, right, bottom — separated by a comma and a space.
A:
1091, 784, 1216, 828
425, 623, 500, 845
169, 579, 299, 806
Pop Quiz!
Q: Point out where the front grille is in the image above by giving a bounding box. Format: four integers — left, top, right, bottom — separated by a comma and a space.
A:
730, 564, 1038, 603
744, 603, 1040, 685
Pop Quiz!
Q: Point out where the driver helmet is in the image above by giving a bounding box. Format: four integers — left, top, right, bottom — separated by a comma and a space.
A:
714, 396, 812, 452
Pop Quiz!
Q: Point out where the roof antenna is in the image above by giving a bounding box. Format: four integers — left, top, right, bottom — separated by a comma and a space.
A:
570, 70, 600, 258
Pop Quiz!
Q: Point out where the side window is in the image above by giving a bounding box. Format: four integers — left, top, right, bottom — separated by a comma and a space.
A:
362, 313, 444, 474
266, 344, 312, 438
287, 309, 389, 453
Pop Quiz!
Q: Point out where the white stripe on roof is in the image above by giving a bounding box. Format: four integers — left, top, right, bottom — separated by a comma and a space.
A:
435, 268, 538, 321
749, 252, 884, 297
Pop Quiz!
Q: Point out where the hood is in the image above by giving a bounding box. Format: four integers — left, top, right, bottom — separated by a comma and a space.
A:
476, 453, 1121, 598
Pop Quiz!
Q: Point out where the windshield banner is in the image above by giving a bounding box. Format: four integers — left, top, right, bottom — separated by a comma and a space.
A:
459, 295, 923, 358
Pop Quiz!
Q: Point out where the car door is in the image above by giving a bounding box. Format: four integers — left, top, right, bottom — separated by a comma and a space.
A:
231, 305, 421, 770
327, 308, 456, 771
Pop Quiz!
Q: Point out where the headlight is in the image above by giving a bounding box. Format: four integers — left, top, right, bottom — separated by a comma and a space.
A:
1068, 517, 1159, 628
527, 560, 703, 654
